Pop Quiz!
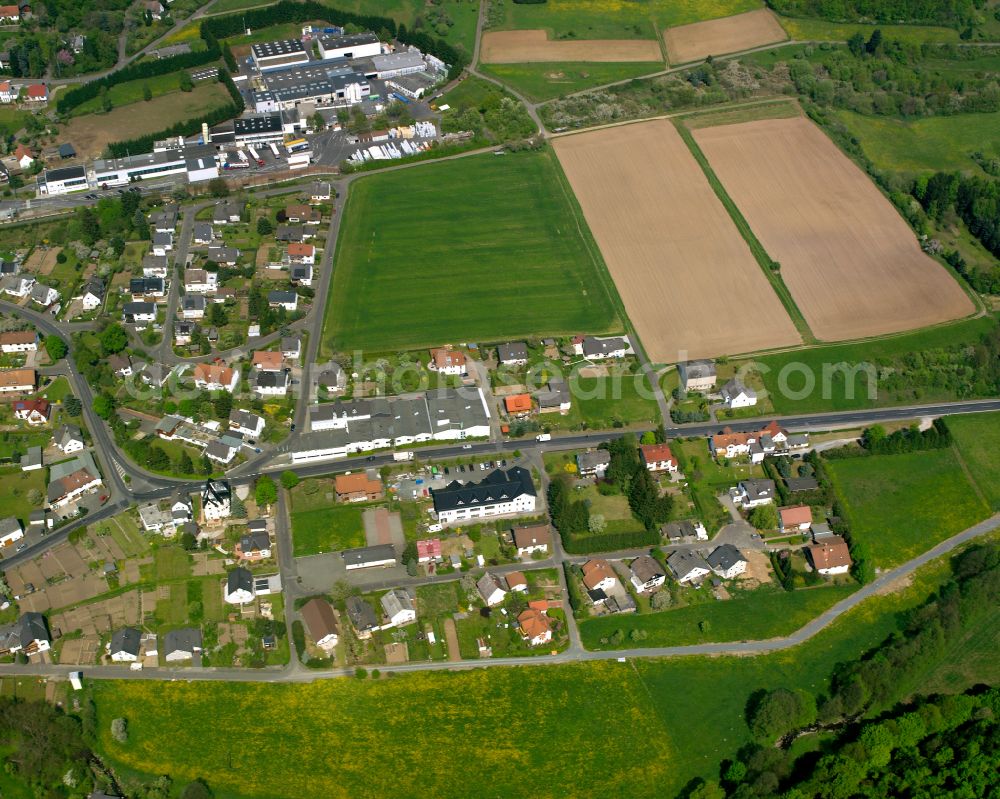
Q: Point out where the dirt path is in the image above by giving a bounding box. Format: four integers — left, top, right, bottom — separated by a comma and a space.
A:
443, 617, 461, 661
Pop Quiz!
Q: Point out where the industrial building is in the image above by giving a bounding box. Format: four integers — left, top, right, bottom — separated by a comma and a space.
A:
317, 31, 381, 61
252, 62, 370, 112
36, 165, 88, 196
251, 38, 310, 72
233, 114, 285, 144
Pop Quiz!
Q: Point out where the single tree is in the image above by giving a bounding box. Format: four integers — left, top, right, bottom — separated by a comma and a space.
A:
44, 334, 67, 361
255, 476, 277, 508
280, 470, 299, 489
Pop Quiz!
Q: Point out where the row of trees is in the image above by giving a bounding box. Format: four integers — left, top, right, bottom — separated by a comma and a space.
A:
824, 418, 953, 459
768, 0, 976, 27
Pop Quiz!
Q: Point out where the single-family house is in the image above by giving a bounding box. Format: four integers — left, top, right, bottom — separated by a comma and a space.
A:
512, 524, 550, 557
229, 409, 265, 439
13, 144, 32, 169
309, 181, 332, 202
416, 538, 442, 563
667, 550, 711, 584
206, 246, 239, 266
0, 516, 23, 548
108, 353, 133, 377
341, 545, 397, 570
30, 283, 59, 307
151, 232, 173, 256
498, 571, 526, 593
806, 536, 852, 576
252, 350, 284, 372
1, 276, 34, 299
582, 335, 627, 360
0, 367, 35, 393
381, 588, 416, 627
661, 519, 708, 542
0, 613, 51, 656
20, 445, 42, 471
224, 567, 255, 604
13, 398, 50, 425
629, 555, 666, 593
109, 626, 142, 662
162, 628, 202, 662
345, 595, 379, 639
517, 608, 552, 647
779, 505, 813, 532
53, 424, 84, 454
300, 597, 339, 649
46, 451, 102, 508
496, 342, 528, 366
428, 347, 467, 376
123, 301, 156, 324
79, 278, 105, 311
281, 337, 301, 360
192, 362, 238, 393
212, 200, 244, 224
639, 443, 678, 473
0, 330, 37, 353
234, 525, 271, 562
268, 290, 298, 312
576, 449, 611, 478
477, 571, 507, 607
201, 479, 231, 521
284, 203, 321, 224
504, 393, 532, 415
582, 559, 617, 593
678, 360, 717, 392
707, 544, 747, 579
734, 479, 776, 509
184, 269, 217, 294
193, 223, 214, 245
181, 294, 206, 320
335, 472, 383, 502
720, 379, 757, 409
534, 379, 571, 413
174, 320, 196, 346
290, 264, 313, 286
286, 242, 315, 265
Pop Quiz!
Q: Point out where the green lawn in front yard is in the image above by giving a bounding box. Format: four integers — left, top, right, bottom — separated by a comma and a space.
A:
323, 149, 622, 354
39, 376, 72, 402
580, 582, 857, 649
827, 447, 990, 568
0, 468, 47, 527
947, 411, 1000, 510
291, 504, 367, 556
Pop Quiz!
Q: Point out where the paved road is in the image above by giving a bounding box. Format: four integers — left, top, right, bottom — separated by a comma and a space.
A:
3, 512, 995, 683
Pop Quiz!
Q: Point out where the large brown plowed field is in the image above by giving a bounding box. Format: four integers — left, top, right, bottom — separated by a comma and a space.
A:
663, 9, 786, 64
693, 117, 975, 341
553, 120, 800, 363
481, 30, 664, 63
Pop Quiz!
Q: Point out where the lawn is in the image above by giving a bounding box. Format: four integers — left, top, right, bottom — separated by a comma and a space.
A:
0, 468, 47, 527
827, 447, 990, 568
480, 61, 663, 102
747, 314, 997, 415
153, 546, 193, 581
832, 109, 1000, 176
572, 368, 661, 428
103, 514, 150, 559
0, 107, 29, 138
322, 150, 622, 354
291, 504, 367, 556
89, 542, 964, 799
947, 411, 1000, 510
776, 16, 959, 44
39, 376, 72, 402
579, 583, 857, 649
498, 0, 763, 38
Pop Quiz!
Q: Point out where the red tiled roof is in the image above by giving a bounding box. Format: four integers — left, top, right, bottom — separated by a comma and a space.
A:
807, 536, 852, 571
639, 443, 676, 466
504, 394, 532, 414
780, 505, 812, 527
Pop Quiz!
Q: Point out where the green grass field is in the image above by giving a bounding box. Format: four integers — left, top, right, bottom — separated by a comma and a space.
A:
748, 315, 997, 415
71, 72, 195, 115
827, 448, 990, 568
832, 109, 1000, 176
89, 544, 966, 799
322, 150, 622, 354
0, 468, 47, 527
947, 411, 1000, 510
499, 0, 763, 39
0, 107, 29, 138
580, 583, 857, 649
291, 504, 367, 556
480, 62, 663, 102
776, 16, 959, 43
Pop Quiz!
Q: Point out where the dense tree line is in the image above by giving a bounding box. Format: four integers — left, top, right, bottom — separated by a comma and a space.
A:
767, 0, 977, 27
687, 542, 1000, 798
823, 418, 953, 459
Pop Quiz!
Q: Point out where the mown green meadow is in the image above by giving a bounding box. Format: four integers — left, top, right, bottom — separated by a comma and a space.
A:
90, 546, 973, 799
580, 582, 857, 649
827, 447, 990, 567
323, 150, 622, 354
948, 411, 1000, 510
480, 61, 663, 102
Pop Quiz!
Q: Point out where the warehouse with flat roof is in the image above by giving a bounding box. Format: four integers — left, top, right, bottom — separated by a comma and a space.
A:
251, 38, 309, 72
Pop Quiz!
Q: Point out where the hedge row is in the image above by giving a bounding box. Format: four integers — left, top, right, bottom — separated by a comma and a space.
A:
560, 527, 659, 555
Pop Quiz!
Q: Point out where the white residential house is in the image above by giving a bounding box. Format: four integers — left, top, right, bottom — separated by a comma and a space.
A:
512, 525, 550, 557
201, 480, 231, 522
667, 550, 711, 585
123, 302, 156, 324
53, 424, 85, 454
30, 283, 59, 307
0, 516, 24, 548
0, 330, 37, 353
254, 370, 289, 397
720, 379, 757, 409
191, 362, 238, 393
629, 556, 666, 593
734, 479, 776, 509
229, 409, 265, 439
184, 269, 218, 294
181, 295, 206, 320
427, 347, 467, 376
162, 628, 202, 662
706, 544, 748, 580
268, 291, 298, 312
477, 572, 507, 607
151, 232, 173, 256
224, 567, 255, 604
2, 276, 34, 298
380, 589, 416, 627
79, 279, 105, 311
430, 467, 537, 526
108, 627, 142, 662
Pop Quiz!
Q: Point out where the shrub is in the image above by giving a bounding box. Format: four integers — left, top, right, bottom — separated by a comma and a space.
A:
110, 717, 128, 743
